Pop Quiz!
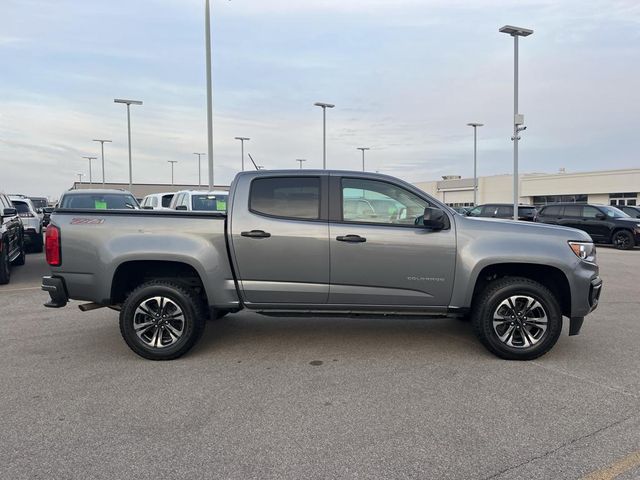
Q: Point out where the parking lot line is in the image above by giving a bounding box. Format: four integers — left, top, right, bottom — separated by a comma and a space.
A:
582, 450, 640, 480
0, 286, 41, 293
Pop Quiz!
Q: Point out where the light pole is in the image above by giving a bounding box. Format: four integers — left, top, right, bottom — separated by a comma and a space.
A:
466, 123, 483, 206
168, 161, 178, 185
193, 153, 205, 187
314, 102, 335, 169
93, 139, 112, 186
500, 25, 533, 220
77, 173, 84, 185
357, 147, 370, 172
234, 137, 250, 171
81, 156, 97, 185
205, 0, 214, 190
114, 98, 143, 191
296, 159, 307, 169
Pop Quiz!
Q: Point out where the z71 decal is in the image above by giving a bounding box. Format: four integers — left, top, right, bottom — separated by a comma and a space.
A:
70, 218, 105, 225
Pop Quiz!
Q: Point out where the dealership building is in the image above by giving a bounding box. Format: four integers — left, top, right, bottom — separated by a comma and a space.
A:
414, 168, 640, 208
69, 167, 640, 209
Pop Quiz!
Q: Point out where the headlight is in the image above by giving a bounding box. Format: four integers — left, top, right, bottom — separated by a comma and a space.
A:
568, 241, 596, 263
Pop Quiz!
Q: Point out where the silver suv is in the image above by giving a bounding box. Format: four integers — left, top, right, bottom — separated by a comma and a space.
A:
10, 196, 43, 253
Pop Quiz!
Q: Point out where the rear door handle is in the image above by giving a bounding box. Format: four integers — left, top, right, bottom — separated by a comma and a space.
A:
241, 230, 271, 238
336, 234, 366, 243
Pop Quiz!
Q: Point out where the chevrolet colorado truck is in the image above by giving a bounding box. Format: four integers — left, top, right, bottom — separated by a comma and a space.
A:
42, 171, 602, 361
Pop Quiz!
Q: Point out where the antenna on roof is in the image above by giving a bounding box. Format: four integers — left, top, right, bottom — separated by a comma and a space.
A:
247, 153, 260, 171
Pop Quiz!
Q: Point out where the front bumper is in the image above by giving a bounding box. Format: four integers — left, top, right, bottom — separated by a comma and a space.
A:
42, 276, 68, 308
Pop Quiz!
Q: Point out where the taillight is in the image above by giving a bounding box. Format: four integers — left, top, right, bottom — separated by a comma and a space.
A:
45, 225, 61, 266
19, 213, 35, 218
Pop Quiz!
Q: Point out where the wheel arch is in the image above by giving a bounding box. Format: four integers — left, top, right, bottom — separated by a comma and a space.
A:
110, 260, 209, 307
470, 263, 571, 318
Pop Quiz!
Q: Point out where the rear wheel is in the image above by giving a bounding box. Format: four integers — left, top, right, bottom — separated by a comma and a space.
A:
612, 230, 635, 250
472, 277, 562, 360
119, 280, 207, 360
0, 243, 10, 285
32, 233, 44, 253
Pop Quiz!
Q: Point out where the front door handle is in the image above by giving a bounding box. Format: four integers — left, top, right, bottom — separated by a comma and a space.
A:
336, 234, 366, 243
241, 230, 271, 238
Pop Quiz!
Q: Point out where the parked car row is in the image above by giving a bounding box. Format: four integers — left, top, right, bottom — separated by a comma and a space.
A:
142, 190, 229, 212
460, 202, 640, 250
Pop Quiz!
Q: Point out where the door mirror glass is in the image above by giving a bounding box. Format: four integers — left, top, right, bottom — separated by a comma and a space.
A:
596, 212, 606, 220
2, 207, 17, 217
422, 207, 446, 230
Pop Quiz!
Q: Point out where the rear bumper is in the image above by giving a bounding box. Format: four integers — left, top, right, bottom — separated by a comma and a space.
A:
24, 229, 41, 244
42, 276, 68, 308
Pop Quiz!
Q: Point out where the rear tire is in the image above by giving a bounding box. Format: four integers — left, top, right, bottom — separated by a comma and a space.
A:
32, 233, 44, 253
612, 230, 635, 250
472, 277, 562, 360
0, 244, 10, 285
119, 280, 207, 360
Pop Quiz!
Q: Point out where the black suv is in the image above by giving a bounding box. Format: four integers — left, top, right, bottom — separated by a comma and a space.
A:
536, 203, 640, 250
466, 203, 537, 221
617, 205, 640, 219
0, 193, 26, 284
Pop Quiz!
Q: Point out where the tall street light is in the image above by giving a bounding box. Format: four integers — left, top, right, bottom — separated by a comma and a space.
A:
466, 123, 483, 206
114, 98, 143, 191
82, 156, 97, 185
500, 25, 533, 220
93, 139, 112, 186
193, 152, 206, 187
234, 137, 250, 171
357, 147, 370, 172
296, 159, 307, 169
314, 102, 334, 169
205, 0, 214, 190
168, 161, 178, 185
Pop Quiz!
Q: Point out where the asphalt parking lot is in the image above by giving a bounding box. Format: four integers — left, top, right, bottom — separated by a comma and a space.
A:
1, 248, 639, 480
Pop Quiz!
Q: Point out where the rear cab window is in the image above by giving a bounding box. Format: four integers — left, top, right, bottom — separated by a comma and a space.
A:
192, 194, 228, 212
250, 177, 320, 220
61, 194, 139, 210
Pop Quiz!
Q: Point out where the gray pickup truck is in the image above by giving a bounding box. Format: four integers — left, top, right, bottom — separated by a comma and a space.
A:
42, 171, 602, 361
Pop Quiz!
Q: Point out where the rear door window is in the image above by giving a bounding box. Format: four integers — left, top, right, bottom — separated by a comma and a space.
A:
250, 177, 320, 220
496, 206, 513, 217
541, 205, 562, 216
564, 205, 582, 217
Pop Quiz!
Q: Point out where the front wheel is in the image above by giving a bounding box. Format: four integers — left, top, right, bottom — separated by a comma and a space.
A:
119, 281, 207, 360
612, 230, 635, 250
472, 277, 562, 360
0, 244, 10, 285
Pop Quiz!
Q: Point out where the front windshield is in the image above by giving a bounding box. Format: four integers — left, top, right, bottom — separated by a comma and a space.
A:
600, 206, 629, 218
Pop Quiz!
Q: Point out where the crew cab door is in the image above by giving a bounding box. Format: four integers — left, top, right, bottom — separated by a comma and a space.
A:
328, 175, 456, 307
229, 175, 330, 305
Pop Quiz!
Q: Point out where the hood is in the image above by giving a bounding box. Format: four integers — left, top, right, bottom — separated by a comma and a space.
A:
458, 215, 593, 242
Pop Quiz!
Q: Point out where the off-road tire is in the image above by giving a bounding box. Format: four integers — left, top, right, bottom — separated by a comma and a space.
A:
119, 280, 207, 360
472, 277, 562, 360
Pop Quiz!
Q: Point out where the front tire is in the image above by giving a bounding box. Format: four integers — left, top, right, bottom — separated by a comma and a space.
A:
612, 230, 635, 250
0, 243, 10, 285
119, 280, 207, 360
472, 277, 562, 360
12, 236, 26, 266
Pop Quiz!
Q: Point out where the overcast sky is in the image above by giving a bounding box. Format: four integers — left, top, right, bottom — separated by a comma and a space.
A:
1, 0, 639, 198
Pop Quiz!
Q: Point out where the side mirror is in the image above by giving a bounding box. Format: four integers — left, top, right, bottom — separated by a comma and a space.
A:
596, 212, 606, 220
43, 207, 54, 214
2, 207, 17, 218
422, 207, 446, 230
36, 208, 43, 214
176, 205, 188, 211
